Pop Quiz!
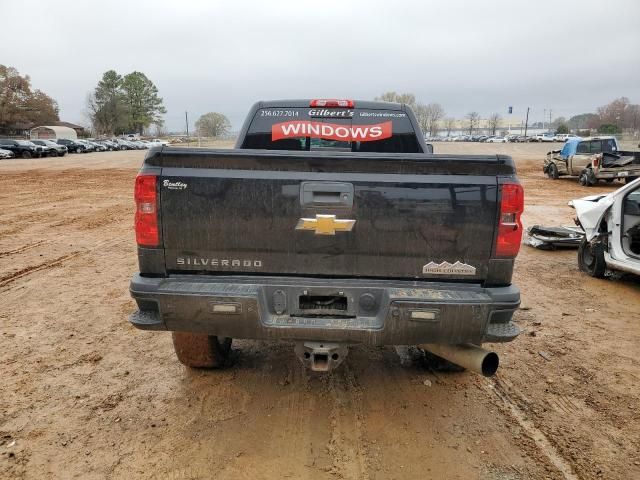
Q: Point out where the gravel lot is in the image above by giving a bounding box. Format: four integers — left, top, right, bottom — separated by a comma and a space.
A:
1, 143, 639, 479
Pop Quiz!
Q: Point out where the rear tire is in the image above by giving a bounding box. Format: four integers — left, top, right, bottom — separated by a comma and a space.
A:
579, 169, 597, 187
172, 332, 232, 368
578, 238, 606, 278
547, 163, 559, 179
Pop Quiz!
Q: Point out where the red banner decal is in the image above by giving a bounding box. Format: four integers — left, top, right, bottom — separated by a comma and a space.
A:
272, 121, 392, 142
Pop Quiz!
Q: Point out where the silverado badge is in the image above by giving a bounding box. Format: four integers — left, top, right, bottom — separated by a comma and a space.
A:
295, 214, 356, 235
422, 261, 476, 276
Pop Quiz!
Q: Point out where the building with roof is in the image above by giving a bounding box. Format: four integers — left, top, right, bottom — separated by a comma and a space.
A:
51, 121, 86, 136
29, 125, 78, 140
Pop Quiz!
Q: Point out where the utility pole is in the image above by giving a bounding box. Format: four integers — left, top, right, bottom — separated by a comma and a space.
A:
549, 109, 553, 130
524, 107, 530, 138
185, 111, 189, 146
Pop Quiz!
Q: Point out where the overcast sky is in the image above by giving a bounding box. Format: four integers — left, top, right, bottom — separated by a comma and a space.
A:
2, 0, 639, 131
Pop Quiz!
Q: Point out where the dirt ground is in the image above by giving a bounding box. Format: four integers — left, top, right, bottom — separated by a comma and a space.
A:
1, 142, 639, 480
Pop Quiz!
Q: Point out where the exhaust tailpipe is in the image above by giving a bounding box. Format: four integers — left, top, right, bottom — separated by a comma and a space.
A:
420, 343, 499, 377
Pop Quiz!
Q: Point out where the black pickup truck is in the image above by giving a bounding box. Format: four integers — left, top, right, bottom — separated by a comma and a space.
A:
130, 99, 524, 375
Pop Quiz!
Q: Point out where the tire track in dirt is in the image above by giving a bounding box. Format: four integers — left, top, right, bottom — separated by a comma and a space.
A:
325, 366, 371, 480
0, 252, 82, 289
486, 377, 579, 480
0, 238, 128, 292
0, 240, 47, 258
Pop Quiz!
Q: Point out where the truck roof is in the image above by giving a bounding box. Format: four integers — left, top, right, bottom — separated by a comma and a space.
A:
579, 136, 617, 142
255, 99, 404, 111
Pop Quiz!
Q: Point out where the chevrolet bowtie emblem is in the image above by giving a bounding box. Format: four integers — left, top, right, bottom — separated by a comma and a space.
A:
295, 214, 356, 235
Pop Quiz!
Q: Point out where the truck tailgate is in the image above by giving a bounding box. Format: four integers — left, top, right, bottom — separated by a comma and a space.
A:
152, 149, 511, 281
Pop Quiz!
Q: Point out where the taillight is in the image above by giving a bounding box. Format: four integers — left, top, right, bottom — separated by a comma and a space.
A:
495, 183, 524, 258
592, 154, 602, 168
309, 99, 354, 108
134, 174, 159, 247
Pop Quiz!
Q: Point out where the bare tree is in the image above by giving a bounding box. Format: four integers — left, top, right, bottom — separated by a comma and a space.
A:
375, 91, 416, 107
154, 122, 168, 137
425, 103, 444, 136
414, 102, 445, 136
488, 113, 501, 136
444, 117, 456, 137
551, 116, 567, 128
84, 92, 99, 134
466, 111, 480, 135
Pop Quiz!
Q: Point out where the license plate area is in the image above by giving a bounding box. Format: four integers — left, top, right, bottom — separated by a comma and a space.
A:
299, 294, 348, 314
261, 285, 384, 328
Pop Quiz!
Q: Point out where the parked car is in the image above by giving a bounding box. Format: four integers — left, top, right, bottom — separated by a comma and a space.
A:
0, 139, 42, 158
487, 136, 507, 143
150, 138, 169, 146
31, 139, 68, 157
0, 148, 15, 159
94, 139, 117, 151
531, 133, 555, 142
553, 133, 579, 142
75, 139, 96, 152
86, 140, 107, 152
87, 139, 110, 151
114, 138, 134, 150
130, 140, 148, 149
544, 136, 640, 186
571, 177, 640, 278
56, 138, 86, 153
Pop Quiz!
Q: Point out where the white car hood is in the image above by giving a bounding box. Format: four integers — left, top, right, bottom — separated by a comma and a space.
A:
569, 177, 640, 241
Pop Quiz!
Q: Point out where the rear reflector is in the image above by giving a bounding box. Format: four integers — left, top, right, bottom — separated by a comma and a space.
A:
310, 99, 354, 108
134, 174, 159, 247
495, 183, 524, 258
210, 303, 241, 314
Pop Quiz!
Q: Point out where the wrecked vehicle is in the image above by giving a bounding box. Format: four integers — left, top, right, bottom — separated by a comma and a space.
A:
570, 177, 640, 277
543, 136, 640, 186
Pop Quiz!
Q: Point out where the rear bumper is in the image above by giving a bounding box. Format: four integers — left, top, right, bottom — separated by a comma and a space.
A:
594, 169, 640, 179
129, 274, 520, 346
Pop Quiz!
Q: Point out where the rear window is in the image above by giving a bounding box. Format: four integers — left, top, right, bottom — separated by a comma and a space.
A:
241, 107, 422, 153
602, 139, 617, 152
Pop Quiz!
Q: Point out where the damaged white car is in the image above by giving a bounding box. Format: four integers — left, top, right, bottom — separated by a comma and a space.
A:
570, 177, 640, 277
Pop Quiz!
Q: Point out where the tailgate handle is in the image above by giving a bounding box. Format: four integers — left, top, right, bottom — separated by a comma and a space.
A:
300, 182, 354, 208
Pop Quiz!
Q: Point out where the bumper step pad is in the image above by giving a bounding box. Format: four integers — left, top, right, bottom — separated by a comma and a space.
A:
483, 322, 520, 342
